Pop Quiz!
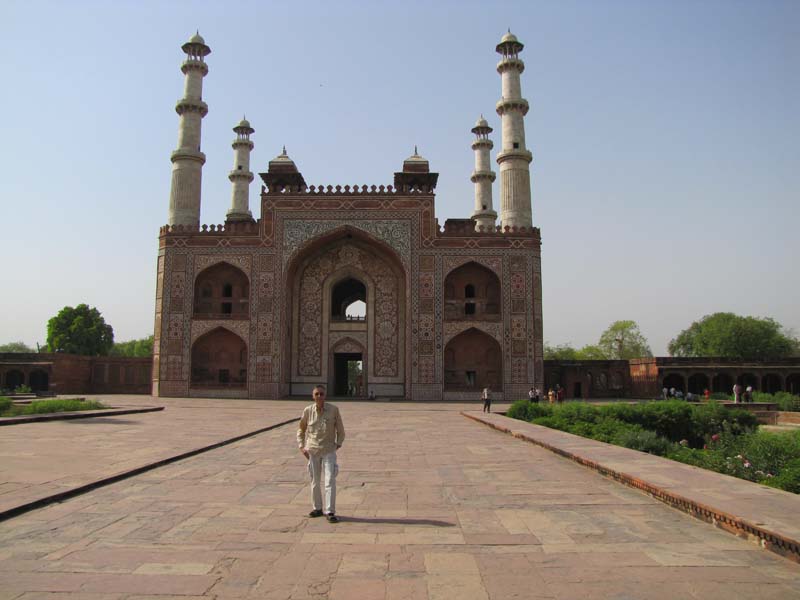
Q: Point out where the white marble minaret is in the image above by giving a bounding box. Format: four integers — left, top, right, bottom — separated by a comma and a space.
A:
470, 115, 497, 231
495, 31, 533, 229
226, 117, 255, 222
167, 32, 210, 228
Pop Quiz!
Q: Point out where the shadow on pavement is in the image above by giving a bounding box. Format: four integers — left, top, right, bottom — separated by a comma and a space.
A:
338, 517, 455, 527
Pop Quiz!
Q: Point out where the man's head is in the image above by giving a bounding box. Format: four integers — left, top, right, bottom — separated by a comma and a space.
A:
312, 385, 326, 408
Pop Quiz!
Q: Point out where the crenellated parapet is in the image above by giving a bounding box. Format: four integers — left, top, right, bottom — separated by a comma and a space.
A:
261, 183, 437, 195
160, 221, 260, 236
437, 219, 540, 238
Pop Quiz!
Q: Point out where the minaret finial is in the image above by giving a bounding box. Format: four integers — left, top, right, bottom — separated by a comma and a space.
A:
282, 145, 287, 155
414, 145, 418, 155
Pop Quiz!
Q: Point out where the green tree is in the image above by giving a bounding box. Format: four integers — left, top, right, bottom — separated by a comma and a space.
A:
576, 344, 609, 360
0, 341, 36, 353
597, 320, 652, 359
110, 335, 154, 357
668, 312, 799, 359
543, 343, 579, 360
46, 304, 114, 356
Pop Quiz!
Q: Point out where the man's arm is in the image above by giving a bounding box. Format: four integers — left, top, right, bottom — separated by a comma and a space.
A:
335, 408, 345, 449
297, 408, 309, 456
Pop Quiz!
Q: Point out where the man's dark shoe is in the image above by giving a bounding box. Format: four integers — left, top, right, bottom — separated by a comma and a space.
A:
308, 509, 323, 518
326, 513, 339, 523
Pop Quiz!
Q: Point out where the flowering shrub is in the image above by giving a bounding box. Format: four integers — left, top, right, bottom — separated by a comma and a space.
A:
506, 399, 799, 494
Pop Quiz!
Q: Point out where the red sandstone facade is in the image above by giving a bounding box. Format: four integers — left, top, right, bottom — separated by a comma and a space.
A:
152, 162, 545, 401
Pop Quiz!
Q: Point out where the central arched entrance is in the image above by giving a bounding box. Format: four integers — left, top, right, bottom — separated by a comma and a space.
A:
285, 229, 407, 398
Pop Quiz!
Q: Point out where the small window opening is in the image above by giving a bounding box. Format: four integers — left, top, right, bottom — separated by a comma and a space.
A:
513, 142, 520, 149
482, 204, 487, 210
222, 283, 233, 297
219, 369, 230, 384
464, 302, 476, 315
221, 302, 232, 314
466, 371, 476, 387
465, 284, 476, 298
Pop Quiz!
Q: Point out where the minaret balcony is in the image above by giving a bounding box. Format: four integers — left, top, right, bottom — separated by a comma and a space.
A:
181, 60, 209, 76
175, 98, 209, 116
231, 139, 254, 150
495, 98, 529, 116
228, 170, 254, 182
470, 170, 497, 183
496, 149, 533, 165
496, 58, 525, 74
171, 149, 206, 164
471, 139, 494, 150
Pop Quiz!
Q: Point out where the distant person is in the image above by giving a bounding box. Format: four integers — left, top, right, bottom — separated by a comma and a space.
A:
744, 386, 753, 403
528, 387, 537, 403
703, 388, 711, 401
482, 387, 492, 413
686, 391, 694, 402
548, 388, 556, 404
368, 389, 376, 401
675, 390, 684, 400
669, 387, 676, 398
556, 385, 565, 403
662, 386, 668, 400
733, 383, 743, 403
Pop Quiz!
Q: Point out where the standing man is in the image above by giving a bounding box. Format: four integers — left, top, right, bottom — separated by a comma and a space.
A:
297, 385, 345, 523
733, 382, 742, 404
482, 386, 492, 413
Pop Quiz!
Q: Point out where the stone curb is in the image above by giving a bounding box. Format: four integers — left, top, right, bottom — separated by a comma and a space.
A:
0, 406, 165, 426
0, 416, 300, 523
462, 411, 800, 564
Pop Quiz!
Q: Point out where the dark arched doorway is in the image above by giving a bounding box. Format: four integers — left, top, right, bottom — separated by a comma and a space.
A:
5, 370, 24, 391
738, 373, 758, 391
663, 373, 685, 393
687, 373, 709, 395
762, 374, 782, 394
191, 328, 247, 388
444, 328, 502, 391
787, 374, 800, 395
29, 370, 49, 392
712, 373, 734, 394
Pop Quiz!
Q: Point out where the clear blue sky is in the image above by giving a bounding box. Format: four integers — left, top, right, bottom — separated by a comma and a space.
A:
1, 0, 798, 355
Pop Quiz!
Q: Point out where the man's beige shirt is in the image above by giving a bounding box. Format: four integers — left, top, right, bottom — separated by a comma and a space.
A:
297, 403, 345, 455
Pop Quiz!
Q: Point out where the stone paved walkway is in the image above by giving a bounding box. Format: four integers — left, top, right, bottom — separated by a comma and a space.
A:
1, 400, 798, 599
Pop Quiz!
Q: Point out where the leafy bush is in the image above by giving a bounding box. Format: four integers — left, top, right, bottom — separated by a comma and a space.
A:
763, 458, 800, 493
506, 399, 799, 493
0, 398, 106, 417
0, 397, 12, 413
752, 391, 800, 412
14, 384, 32, 394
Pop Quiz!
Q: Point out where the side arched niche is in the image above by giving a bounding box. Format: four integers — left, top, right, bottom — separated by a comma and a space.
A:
191, 327, 247, 388
193, 262, 250, 319
443, 262, 501, 321
443, 328, 502, 391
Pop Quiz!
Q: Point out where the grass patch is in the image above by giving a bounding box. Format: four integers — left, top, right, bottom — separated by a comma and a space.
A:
507, 399, 800, 494
0, 397, 108, 417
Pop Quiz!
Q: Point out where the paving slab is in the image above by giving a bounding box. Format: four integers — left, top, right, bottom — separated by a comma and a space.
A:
465, 410, 800, 562
0, 400, 798, 599
0, 396, 301, 518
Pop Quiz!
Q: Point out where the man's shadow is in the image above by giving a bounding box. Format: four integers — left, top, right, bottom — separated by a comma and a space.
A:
336, 517, 455, 527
